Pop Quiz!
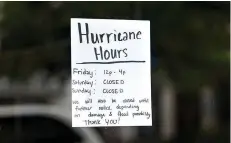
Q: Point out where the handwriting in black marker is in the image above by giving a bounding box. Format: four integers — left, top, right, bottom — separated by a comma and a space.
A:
85, 98, 92, 104
74, 114, 80, 118
72, 88, 92, 95
88, 112, 105, 119
118, 69, 126, 75
99, 105, 111, 110
72, 68, 94, 78
98, 99, 106, 103
76, 60, 146, 64
103, 79, 124, 85
83, 119, 101, 125
118, 111, 129, 117
75, 106, 92, 111
78, 23, 142, 45
112, 98, 116, 103
102, 88, 123, 94
72, 79, 94, 87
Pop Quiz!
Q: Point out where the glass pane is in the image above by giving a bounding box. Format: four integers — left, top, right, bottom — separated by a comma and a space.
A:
0, 116, 82, 143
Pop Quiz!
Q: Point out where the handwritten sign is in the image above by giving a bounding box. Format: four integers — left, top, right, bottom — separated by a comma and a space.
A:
71, 18, 152, 127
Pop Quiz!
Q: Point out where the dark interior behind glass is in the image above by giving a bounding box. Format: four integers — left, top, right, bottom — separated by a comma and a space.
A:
0, 116, 82, 143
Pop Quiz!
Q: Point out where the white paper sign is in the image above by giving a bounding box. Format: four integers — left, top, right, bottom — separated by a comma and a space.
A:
71, 18, 152, 127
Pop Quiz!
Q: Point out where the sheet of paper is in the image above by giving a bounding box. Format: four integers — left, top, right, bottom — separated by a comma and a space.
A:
71, 18, 152, 127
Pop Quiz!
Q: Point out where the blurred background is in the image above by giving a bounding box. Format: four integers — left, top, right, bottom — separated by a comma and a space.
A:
0, 1, 229, 143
